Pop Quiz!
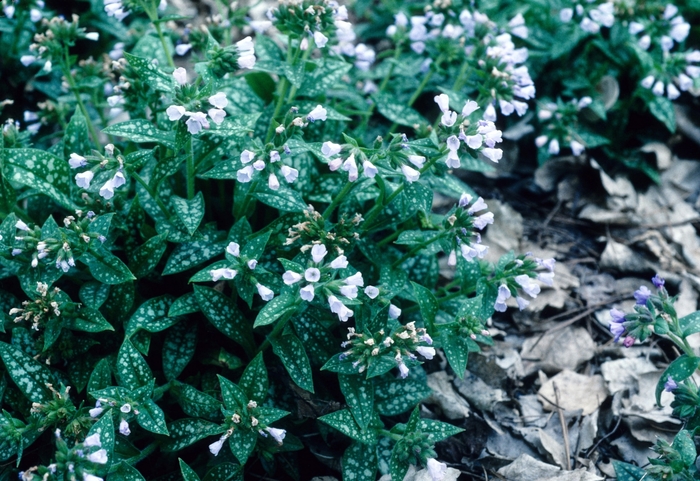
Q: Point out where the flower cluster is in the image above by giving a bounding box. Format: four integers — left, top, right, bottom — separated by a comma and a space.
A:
640, 50, 700, 101
211, 241, 275, 301
209, 399, 286, 456
69, 146, 127, 200
235, 147, 299, 188
535, 97, 592, 157
492, 255, 555, 312
8, 282, 67, 331
166, 69, 228, 134
559, 2, 615, 34
628, 4, 689, 53
445, 194, 492, 265
608, 274, 668, 347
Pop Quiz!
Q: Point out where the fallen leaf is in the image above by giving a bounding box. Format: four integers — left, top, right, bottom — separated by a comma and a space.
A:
538, 370, 608, 416
425, 372, 471, 420
453, 372, 508, 412
520, 327, 597, 375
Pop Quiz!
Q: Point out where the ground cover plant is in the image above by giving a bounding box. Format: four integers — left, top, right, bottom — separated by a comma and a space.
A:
1, 0, 700, 480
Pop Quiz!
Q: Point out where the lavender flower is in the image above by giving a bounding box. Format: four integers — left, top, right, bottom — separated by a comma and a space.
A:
652, 274, 665, 289
664, 376, 678, 392
634, 285, 652, 305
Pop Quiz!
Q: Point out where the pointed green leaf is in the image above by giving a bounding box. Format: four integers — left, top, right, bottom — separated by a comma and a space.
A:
2, 148, 74, 208
87, 412, 115, 474
217, 375, 247, 410
411, 281, 438, 330
656, 355, 700, 406
163, 239, 225, 275
611, 460, 646, 481
241, 230, 271, 260
179, 459, 202, 481
108, 462, 146, 481
162, 321, 197, 381
125, 296, 176, 336
194, 285, 253, 351
63, 108, 91, 160
317, 409, 377, 445
103, 120, 176, 148
81, 248, 136, 285
374, 91, 426, 127
339, 374, 373, 430
251, 184, 308, 212
417, 419, 464, 443
239, 352, 268, 403
168, 292, 199, 317
124, 52, 175, 93
115, 339, 153, 390
0, 342, 52, 403
162, 418, 223, 452
129, 234, 168, 278
390, 441, 410, 481
172, 381, 221, 419
680, 311, 700, 337
87, 358, 112, 399
228, 428, 257, 465
135, 399, 169, 435
375, 379, 431, 416
441, 333, 470, 379
271, 331, 314, 393
202, 463, 241, 481
67, 307, 114, 333
79, 282, 110, 310
649, 96, 676, 133
172, 192, 205, 236
342, 441, 377, 481
254, 292, 297, 328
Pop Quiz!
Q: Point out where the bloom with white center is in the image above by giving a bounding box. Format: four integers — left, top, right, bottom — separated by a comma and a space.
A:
314, 31, 329, 48
173, 67, 187, 85
266, 427, 286, 443
175, 43, 192, 56
345, 272, 364, 286
185, 112, 210, 134
280, 165, 299, 183
75, 171, 94, 189
401, 164, 420, 183
305, 267, 321, 283
388, 304, 401, 319
407, 155, 425, 168
300, 284, 315, 301
208, 108, 226, 125
256, 284, 275, 301
268, 173, 280, 191
166, 105, 186, 121
307, 105, 327, 122
330, 255, 348, 269
211, 268, 237, 281
119, 419, 130, 436
87, 449, 109, 464
311, 244, 327, 263
416, 346, 436, 359
441, 110, 458, 127
494, 284, 511, 312
364, 285, 379, 299
426, 458, 448, 481
209, 92, 228, 109
83, 433, 102, 448
69, 153, 87, 168
322, 141, 342, 157
209, 436, 226, 456
237, 36, 256, 69
237, 166, 254, 183
434, 94, 450, 112
227, 242, 240, 257
283, 271, 303, 285
99, 172, 126, 200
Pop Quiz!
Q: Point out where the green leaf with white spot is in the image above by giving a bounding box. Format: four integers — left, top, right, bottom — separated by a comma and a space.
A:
163, 239, 225, 275
339, 374, 373, 430
611, 460, 645, 481
202, 463, 241, 481
63, 108, 91, 160
239, 352, 268, 403
374, 92, 426, 127
256, 406, 290, 425
403, 182, 433, 214
108, 462, 147, 481
441, 333, 471, 379
125, 296, 177, 336
271, 330, 314, 393
342, 442, 377, 481
179, 459, 202, 481
79, 282, 110, 310
649, 96, 676, 132
217, 374, 247, 410
194, 285, 253, 352
0, 342, 52, 403
417, 418, 464, 443
321, 353, 363, 375
162, 418, 223, 452
680, 311, 700, 337
129, 234, 168, 278
254, 292, 297, 328
390, 441, 410, 481
228, 428, 257, 465
124, 52, 175, 93
162, 321, 197, 381
656, 355, 700, 406
87, 358, 112, 398
135, 398, 169, 435
411, 281, 438, 330
172, 192, 205, 236
318, 409, 377, 445
169, 292, 199, 317
366, 355, 398, 379
251, 183, 308, 213
81, 247, 136, 285
115, 339, 153, 390
103, 120, 176, 149
172, 381, 221, 419
87, 411, 115, 474
67, 307, 114, 333
375, 378, 431, 416
241, 230, 270, 260
2, 148, 74, 209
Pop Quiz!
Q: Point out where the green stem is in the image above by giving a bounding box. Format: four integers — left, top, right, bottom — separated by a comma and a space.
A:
265, 78, 289, 143
451, 60, 470, 92
152, 381, 172, 400
234, 179, 260, 219
62, 49, 101, 149
186, 136, 195, 200
109, 443, 158, 471
388, 69, 435, 134
286, 46, 313, 103
391, 232, 444, 268
378, 429, 402, 441
322, 181, 355, 220
9, 9, 27, 57
668, 332, 695, 358
257, 308, 298, 354
131, 171, 171, 220
154, 22, 175, 69
377, 228, 403, 247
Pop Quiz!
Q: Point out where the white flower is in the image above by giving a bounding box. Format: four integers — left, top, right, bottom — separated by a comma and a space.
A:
256, 284, 274, 301
330, 255, 348, 269
186, 112, 210, 134
300, 284, 315, 301
388, 304, 401, 319
240, 150, 255, 164
268, 173, 280, 191
209, 436, 225, 456
166, 105, 186, 121
322, 141, 342, 157
227, 242, 240, 257
401, 164, 420, 183
83, 474, 104, 481
328, 295, 353, 321
445, 150, 460, 169
667, 83, 681, 100
499, 100, 515, 116
280, 165, 299, 183
266, 427, 286, 443
652, 80, 665, 96
209, 92, 228, 109
87, 449, 108, 464
464, 134, 482, 149
119, 419, 130, 436
89, 405, 104, 418
340, 285, 357, 299
441, 110, 457, 127
407, 155, 425, 168
211, 268, 237, 281
462, 99, 479, 116
307, 105, 327, 122
311, 244, 327, 263
548, 139, 560, 155
638, 35, 651, 50
75, 171, 94, 189
467, 197, 487, 214
426, 458, 447, 481
516, 296, 529, 310
671, 21, 690, 43
473, 212, 494, 230
570, 140, 585, 156
175, 43, 192, 56
208, 108, 227, 125
416, 346, 435, 359
515, 274, 541, 298
120, 404, 132, 413
342, 154, 359, 182
305, 267, 321, 282
345, 272, 364, 286
628, 21, 644, 35
237, 166, 254, 183
173, 67, 188, 85
237, 36, 256, 69
398, 362, 409, 378
641, 75, 655, 89
538, 272, 555, 286
678, 73, 693, 91
364, 286, 379, 299
314, 31, 329, 48
83, 433, 102, 448
481, 148, 502, 163
85, 32, 100, 41
69, 153, 87, 168
483, 104, 497, 121
363, 160, 378, 178
434, 94, 450, 113
248, 259, 257, 269
99, 172, 126, 200
283, 271, 303, 285
20, 55, 36, 66
535, 135, 548, 148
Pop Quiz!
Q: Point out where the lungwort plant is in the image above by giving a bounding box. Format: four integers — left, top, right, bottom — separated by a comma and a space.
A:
0, 0, 562, 479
